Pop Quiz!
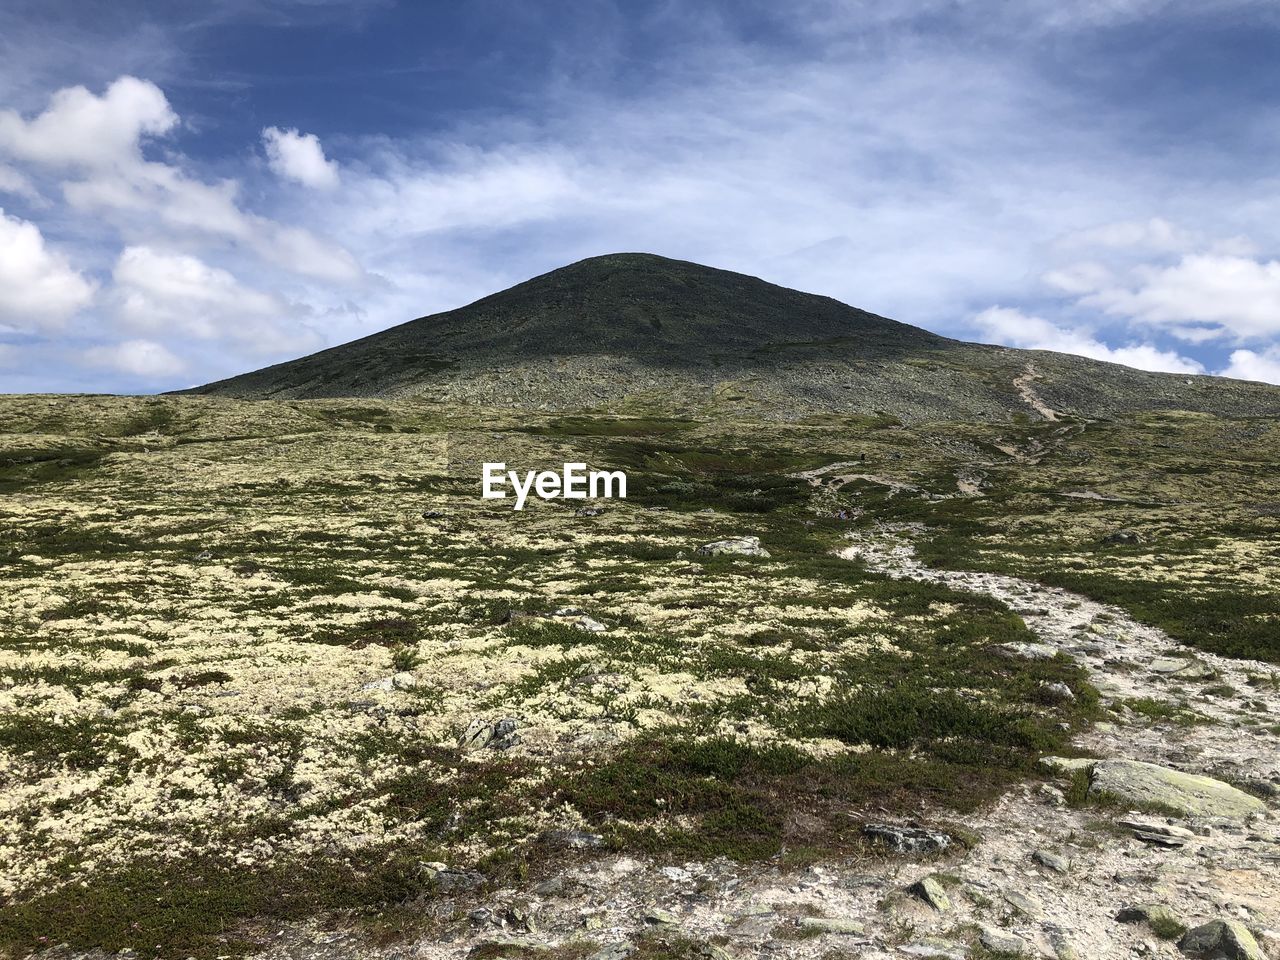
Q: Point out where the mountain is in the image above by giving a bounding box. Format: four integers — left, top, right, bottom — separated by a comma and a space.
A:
187, 253, 1279, 421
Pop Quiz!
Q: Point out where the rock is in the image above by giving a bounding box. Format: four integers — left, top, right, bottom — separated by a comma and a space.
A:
391, 671, 418, 691
421, 510, 445, 519
1044, 923, 1079, 960
998, 641, 1059, 660
1003, 891, 1040, 918
863, 823, 952, 854
1032, 849, 1069, 874
1117, 817, 1197, 842
552, 607, 608, 632
799, 917, 865, 935
696, 536, 770, 558
426, 866, 485, 892
541, 828, 604, 849
1178, 919, 1265, 960
684, 945, 731, 960
898, 942, 966, 960
645, 907, 679, 926
532, 876, 566, 896
1039, 680, 1075, 702
979, 925, 1029, 955
589, 945, 633, 960
1150, 658, 1215, 680
458, 717, 521, 751
1040, 756, 1094, 775
1041, 758, 1266, 820
575, 507, 605, 517
362, 676, 395, 692
1102, 529, 1145, 545
1117, 903, 1184, 931
909, 876, 952, 911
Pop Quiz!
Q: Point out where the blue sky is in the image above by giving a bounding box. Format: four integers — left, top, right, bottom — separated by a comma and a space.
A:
2, 0, 1279, 393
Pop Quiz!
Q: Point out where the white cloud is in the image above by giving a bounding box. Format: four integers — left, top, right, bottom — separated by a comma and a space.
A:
0, 208, 95, 330
83, 338, 185, 378
0, 77, 360, 283
0, 75, 176, 170
111, 245, 324, 355
262, 127, 339, 189
973, 306, 1204, 374
1083, 254, 1280, 342
1220, 347, 1280, 385
1060, 217, 1192, 253
0, 162, 40, 201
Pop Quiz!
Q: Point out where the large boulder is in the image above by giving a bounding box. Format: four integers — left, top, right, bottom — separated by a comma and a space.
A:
696, 536, 770, 557
1178, 919, 1265, 960
1042, 757, 1266, 820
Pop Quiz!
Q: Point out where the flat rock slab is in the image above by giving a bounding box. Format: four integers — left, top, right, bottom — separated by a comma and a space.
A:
1043, 757, 1266, 820
1091, 759, 1266, 820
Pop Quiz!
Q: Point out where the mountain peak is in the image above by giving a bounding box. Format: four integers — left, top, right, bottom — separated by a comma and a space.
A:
185, 254, 1277, 424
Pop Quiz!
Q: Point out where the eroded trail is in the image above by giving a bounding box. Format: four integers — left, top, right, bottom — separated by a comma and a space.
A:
1014, 362, 1060, 422
841, 525, 1280, 783
830, 525, 1280, 959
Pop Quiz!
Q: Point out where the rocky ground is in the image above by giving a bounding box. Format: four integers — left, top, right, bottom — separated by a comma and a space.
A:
224, 523, 1280, 960
2, 393, 1277, 960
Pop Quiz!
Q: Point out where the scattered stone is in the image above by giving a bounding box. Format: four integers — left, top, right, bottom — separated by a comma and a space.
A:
1118, 816, 1197, 848
979, 925, 1029, 955
862, 823, 952, 854
684, 945, 731, 960
420, 510, 445, 519
424, 866, 485, 892
1038, 784, 1066, 806
1032, 849, 1069, 874
898, 941, 966, 960
552, 607, 608, 632
1003, 891, 1040, 918
998, 641, 1059, 660
1149, 657, 1215, 680
799, 917, 865, 935
1039, 680, 1075, 701
1178, 919, 1265, 960
1102, 529, 1146, 545
1041, 758, 1266, 820
1044, 923, 1079, 960
696, 536, 770, 557
540, 828, 604, 849
391, 671, 418, 691
589, 945, 633, 960
531, 876, 566, 897
1117, 903, 1184, 929
458, 717, 521, 751
909, 875, 952, 911
644, 908, 679, 926
575, 507, 604, 517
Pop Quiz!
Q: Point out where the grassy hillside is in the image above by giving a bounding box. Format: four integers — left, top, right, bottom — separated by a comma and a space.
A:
186, 254, 1280, 423
1, 393, 1277, 957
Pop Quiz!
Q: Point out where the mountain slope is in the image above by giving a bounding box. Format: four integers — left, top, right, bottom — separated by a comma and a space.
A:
187, 253, 1279, 421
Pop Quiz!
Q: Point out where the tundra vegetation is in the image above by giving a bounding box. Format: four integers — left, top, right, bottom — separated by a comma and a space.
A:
0, 393, 1276, 958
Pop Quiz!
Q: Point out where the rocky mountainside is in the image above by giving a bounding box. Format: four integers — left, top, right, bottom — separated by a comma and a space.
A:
186, 253, 1279, 421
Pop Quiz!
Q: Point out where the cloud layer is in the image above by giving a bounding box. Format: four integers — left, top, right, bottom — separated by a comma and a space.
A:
0, 2, 1277, 390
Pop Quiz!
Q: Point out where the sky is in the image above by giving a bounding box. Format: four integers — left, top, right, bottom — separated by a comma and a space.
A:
1, 0, 1280, 393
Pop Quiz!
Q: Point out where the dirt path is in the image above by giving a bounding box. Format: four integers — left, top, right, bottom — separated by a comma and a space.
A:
841, 525, 1280, 782
1014, 363, 1060, 422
